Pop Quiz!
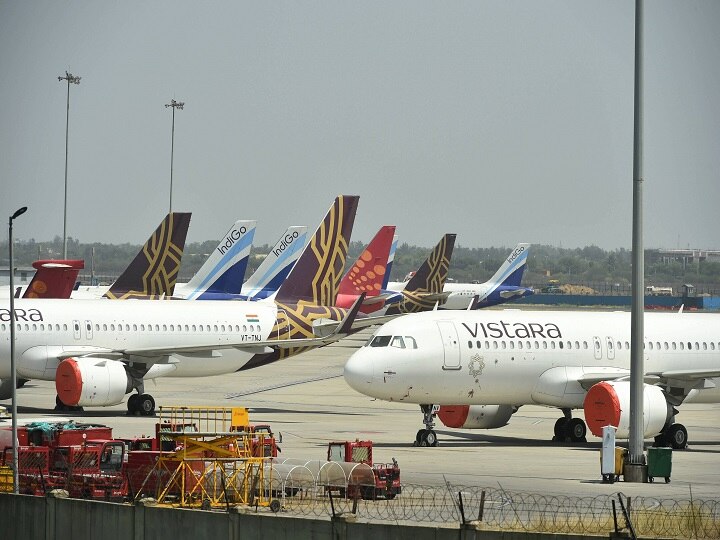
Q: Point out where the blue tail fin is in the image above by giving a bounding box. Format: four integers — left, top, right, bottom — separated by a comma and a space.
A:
180, 220, 256, 300
242, 226, 307, 300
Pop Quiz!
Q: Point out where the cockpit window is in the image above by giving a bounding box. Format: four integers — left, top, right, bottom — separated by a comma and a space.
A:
391, 336, 405, 348
405, 336, 417, 349
369, 335, 392, 347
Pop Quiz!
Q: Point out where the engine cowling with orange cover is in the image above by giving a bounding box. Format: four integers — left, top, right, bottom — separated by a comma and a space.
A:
437, 404, 516, 429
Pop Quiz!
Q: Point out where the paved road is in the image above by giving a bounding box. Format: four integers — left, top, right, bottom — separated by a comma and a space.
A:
5, 334, 720, 500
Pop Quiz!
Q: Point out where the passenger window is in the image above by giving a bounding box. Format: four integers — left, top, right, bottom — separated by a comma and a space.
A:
501, 341, 506, 349
543, 342, 548, 349
559, 341, 563, 349
574, 341, 580, 349
649, 342, 654, 350
509, 341, 514, 350
517, 341, 523, 349
391, 336, 406, 348
687, 342, 692, 350
468, 341, 473, 349
493, 341, 498, 349
672, 342, 677, 350
583, 341, 588, 349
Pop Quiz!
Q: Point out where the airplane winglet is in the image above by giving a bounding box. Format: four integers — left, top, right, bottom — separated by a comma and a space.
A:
337, 292, 366, 335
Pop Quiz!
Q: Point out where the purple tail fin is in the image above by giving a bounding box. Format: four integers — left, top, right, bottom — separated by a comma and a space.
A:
104, 212, 191, 299
275, 195, 359, 306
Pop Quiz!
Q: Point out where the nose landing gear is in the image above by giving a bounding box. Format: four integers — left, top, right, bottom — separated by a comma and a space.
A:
414, 404, 439, 447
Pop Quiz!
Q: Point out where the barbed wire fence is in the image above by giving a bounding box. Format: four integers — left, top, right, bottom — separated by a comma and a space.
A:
270, 483, 720, 539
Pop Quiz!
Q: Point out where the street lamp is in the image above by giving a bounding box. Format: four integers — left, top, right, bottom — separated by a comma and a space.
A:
164, 99, 184, 213
58, 71, 81, 259
8, 205, 28, 494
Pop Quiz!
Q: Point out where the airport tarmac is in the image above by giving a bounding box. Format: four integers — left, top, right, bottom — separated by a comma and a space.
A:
6, 334, 720, 500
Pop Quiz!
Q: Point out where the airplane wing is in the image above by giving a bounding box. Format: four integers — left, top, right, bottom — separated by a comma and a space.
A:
578, 368, 720, 399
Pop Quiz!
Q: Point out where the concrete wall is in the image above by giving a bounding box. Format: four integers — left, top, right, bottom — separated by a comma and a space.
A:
0, 493, 602, 540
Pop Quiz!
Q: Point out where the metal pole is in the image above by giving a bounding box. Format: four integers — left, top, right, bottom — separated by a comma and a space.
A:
58, 72, 80, 259
170, 105, 175, 213
627, 0, 647, 481
63, 78, 70, 259
8, 206, 28, 494
165, 99, 184, 214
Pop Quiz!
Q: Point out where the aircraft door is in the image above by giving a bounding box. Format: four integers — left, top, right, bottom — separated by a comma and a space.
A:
605, 337, 615, 360
72, 320, 81, 340
593, 336, 602, 360
84, 320, 93, 340
274, 309, 290, 340
437, 321, 461, 370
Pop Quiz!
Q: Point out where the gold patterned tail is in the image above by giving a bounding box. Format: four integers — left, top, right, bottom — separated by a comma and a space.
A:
103, 212, 191, 300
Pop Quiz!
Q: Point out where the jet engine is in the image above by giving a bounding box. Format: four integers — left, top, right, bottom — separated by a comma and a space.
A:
437, 404, 516, 429
55, 358, 131, 407
583, 380, 672, 439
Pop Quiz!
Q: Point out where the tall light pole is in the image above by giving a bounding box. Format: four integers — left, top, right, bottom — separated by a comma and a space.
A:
58, 71, 81, 259
164, 99, 184, 213
8, 205, 28, 494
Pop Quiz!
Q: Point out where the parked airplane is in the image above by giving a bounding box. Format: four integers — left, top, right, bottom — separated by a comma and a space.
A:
0, 196, 365, 415
440, 243, 533, 309
343, 309, 720, 449
336, 225, 396, 314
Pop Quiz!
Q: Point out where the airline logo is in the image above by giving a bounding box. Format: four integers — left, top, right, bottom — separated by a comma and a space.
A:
217, 226, 248, 255
273, 230, 300, 257
506, 245, 527, 264
461, 320, 562, 339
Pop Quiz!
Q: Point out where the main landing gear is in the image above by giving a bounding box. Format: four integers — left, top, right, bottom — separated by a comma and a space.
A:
654, 423, 688, 450
127, 393, 156, 416
552, 409, 587, 443
414, 404, 439, 447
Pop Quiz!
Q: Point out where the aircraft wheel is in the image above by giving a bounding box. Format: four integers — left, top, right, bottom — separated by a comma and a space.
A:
568, 418, 587, 442
553, 417, 567, 440
127, 394, 140, 415
138, 394, 156, 416
414, 429, 426, 446
424, 429, 438, 447
269, 499, 281, 513
667, 424, 688, 450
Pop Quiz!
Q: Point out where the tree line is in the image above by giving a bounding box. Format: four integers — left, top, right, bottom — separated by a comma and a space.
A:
3, 236, 719, 295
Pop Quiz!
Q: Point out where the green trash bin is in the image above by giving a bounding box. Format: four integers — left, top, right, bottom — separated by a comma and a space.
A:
647, 447, 672, 483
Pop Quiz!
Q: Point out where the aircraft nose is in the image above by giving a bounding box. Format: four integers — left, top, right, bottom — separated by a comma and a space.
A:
344, 349, 374, 392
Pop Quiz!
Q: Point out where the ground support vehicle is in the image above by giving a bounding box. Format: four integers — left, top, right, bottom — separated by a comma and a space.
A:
327, 440, 401, 500
128, 406, 280, 512
0, 421, 126, 500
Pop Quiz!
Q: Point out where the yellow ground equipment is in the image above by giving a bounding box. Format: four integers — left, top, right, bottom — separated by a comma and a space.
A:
131, 407, 279, 511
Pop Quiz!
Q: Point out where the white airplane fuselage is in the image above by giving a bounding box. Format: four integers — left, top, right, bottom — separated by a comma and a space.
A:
344, 309, 720, 407
1, 299, 278, 381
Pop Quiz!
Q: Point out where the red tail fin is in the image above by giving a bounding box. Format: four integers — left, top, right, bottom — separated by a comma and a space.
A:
336, 225, 395, 311
23, 259, 84, 299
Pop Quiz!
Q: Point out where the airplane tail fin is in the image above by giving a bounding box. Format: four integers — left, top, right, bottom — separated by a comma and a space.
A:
242, 226, 307, 300
104, 212, 191, 300
487, 243, 531, 287
182, 220, 256, 300
275, 195, 359, 306
23, 259, 85, 299
381, 234, 399, 290
339, 225, 396, 298
386, 233, 456, 314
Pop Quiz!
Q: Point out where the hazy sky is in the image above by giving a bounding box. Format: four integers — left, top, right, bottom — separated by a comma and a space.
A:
1, 1, 719, 251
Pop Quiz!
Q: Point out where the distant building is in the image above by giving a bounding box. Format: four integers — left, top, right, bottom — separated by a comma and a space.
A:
648, 249, 720, 269
0, 265, 35, 287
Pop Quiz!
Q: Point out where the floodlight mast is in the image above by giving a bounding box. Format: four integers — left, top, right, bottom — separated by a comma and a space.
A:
8, 205, 28, 494
627, 0, 647, 483
164, 99, 185, 213
58, 71, 81, 259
